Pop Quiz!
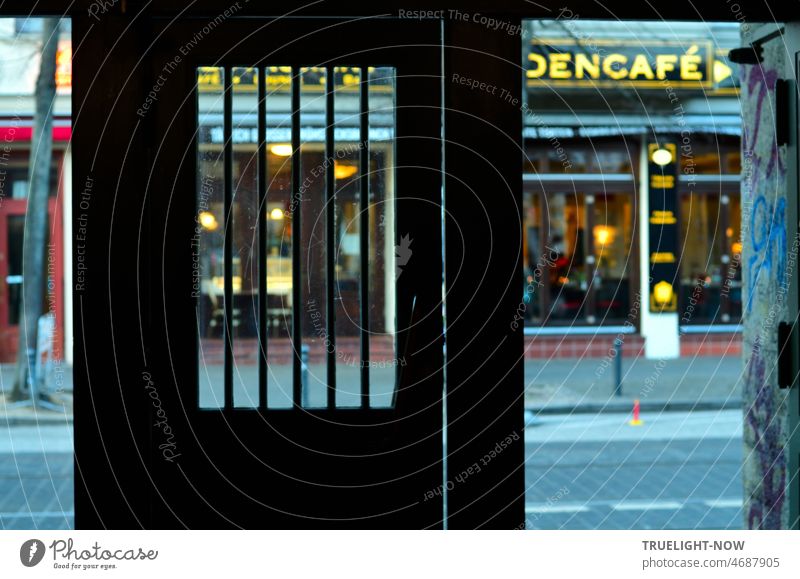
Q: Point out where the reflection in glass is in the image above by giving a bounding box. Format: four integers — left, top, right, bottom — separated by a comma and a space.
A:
546, 193, 587, 321
368, 67, 396, 408
299, 67, 328, 408
333, 67, 363, 408
231, 67, 260, 408
196, 67, 225, 409
523, 192, 543, 323
724, 195, 743, 322
592, 193, 633, 321
265, 67, 294, 408
679, 192, 722, 323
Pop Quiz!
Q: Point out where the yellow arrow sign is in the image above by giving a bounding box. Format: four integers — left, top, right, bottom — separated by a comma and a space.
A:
713, 59, 733, 84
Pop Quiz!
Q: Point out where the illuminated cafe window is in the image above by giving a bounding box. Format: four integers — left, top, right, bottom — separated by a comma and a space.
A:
678, 191, 742, 325
523, 138, 638, 327
523, 190, 635, 326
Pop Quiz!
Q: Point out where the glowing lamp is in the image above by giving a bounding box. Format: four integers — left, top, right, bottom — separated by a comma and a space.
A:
653, 280, 675, 308
593, 225, 616, 246
198, 211, 218, 231
651, 147, 673, 166
334, 162, 358, 180
270, 144, 293, 157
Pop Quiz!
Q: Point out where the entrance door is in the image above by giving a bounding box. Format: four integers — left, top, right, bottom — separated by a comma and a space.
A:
0, 198, 62, 363
144, 18, 443, 528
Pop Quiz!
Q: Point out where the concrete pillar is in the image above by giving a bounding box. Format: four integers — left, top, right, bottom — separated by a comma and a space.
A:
740, 24, 793, 529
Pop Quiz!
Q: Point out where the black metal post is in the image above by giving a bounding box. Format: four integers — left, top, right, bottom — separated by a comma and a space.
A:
614, 337, 623, 397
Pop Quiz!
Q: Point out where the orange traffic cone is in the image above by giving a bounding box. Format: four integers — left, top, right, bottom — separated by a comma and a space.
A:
629, 399, 643, 426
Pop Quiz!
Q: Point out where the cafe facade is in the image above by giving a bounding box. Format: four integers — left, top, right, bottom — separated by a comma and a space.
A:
521, 19, 743, 359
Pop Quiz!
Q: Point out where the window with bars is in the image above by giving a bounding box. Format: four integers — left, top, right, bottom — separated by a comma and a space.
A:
195, 65, 398, 410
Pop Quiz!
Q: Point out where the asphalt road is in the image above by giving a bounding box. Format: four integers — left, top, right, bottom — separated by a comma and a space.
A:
0, 410, 744, 529
523, 410, 743, 529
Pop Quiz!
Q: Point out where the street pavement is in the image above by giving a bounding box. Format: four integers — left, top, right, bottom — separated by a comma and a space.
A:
0, 409, 744, 530
523, 410, 743, 529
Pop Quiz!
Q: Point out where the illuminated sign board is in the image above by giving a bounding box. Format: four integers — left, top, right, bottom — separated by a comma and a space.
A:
526, 40, 736, 91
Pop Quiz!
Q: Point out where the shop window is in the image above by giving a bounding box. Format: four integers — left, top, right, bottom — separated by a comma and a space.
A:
592, 193, 634, 321
525, 138, 636, 174
547, 193, 587, 320
523, 189, 635, 326
679, 134, 740, 174
523, 192, 543, 322
679, 191, 741, 324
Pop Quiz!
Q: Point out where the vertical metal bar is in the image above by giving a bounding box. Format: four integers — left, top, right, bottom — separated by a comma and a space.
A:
613, 337, 623, 397
257, 66, 268, 410
359, 67, 370, 408
540, 191, 551, 325
584, 194, 596, 322
720, 194, 731, 321
291, 68, 302, 407
325, 65, 336, 409
223, 66, 233, 410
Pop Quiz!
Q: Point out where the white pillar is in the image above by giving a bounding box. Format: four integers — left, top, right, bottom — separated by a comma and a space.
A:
638, 138, 680, 359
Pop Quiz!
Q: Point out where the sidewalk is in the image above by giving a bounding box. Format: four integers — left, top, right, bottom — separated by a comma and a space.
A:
524, 355, 743, 414
0, 354, 744, 425
0, 364, 73, 426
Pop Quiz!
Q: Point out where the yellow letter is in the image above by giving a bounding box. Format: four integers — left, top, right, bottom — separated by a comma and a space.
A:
528, 53, 547, 79
628, 54, 655, 80
574, 53, 600, 79
549, 53, 572, 79
602, 54, 628, 80
655, 54, 678, 79
680, 54, 703, 80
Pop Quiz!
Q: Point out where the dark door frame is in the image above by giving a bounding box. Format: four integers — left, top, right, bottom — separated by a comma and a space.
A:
2, 0, 790, 529
147, 17, 444, 529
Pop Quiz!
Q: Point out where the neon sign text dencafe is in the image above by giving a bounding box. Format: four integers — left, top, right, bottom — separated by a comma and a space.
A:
526, 41, 713, 88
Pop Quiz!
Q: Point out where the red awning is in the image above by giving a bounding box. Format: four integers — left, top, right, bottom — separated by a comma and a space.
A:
0, 125, 72, 143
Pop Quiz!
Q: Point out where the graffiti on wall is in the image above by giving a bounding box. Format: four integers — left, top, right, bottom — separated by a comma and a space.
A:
740, 40, 789, 530
747, 195, 786, 312
744, 337, 786, 529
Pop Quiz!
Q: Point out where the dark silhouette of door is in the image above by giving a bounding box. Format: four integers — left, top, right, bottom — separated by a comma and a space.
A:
137, 18, 443, 528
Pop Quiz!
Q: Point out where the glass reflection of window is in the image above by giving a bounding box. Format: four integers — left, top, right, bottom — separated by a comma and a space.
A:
523, 192, 543, 323
724, 195, 742, 322
525, 139, 635, 174
524, 190, 635, 326
679, 192, 723, 323
547, 193, 587, 321
592, 193, 633, 321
